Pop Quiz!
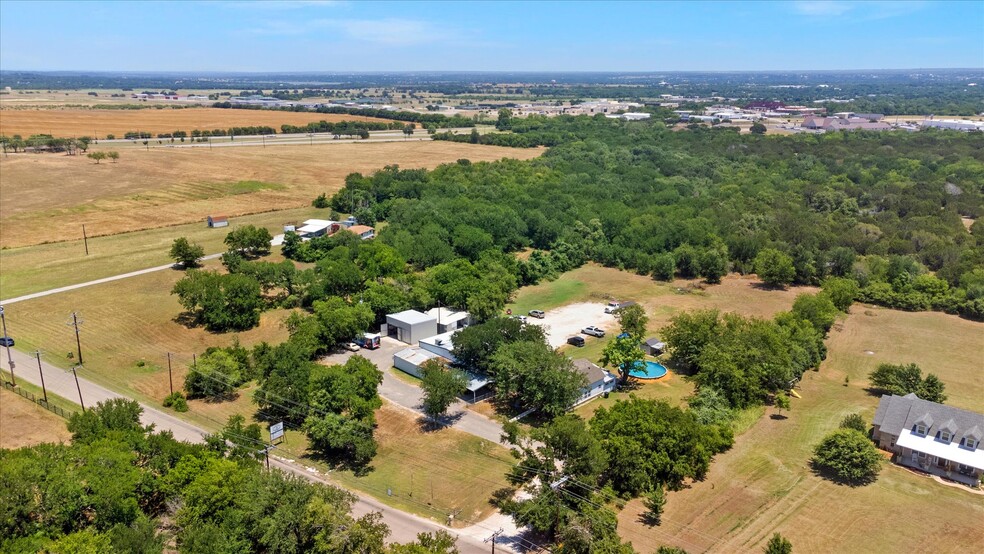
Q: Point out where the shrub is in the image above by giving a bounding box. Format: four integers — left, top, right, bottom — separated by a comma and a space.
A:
839, 413, 867, 433
811, 428, 881, 485
163, 392, 189, 412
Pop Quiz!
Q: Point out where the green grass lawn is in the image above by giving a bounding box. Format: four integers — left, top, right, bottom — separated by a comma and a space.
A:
0, 206, 328, 299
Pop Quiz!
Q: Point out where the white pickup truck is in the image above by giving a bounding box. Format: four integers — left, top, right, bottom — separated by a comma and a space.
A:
604, 300, 637, 314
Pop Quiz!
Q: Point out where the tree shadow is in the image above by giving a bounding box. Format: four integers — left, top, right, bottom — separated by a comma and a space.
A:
750, 281, 787, 291
770, 413, 788, 420
809, 460, 878, 488
416, 411, 465, 433
637, 512, 662, 527
172, 311, 200, 329
304, 447, 376, 477
864, 386, 890, 398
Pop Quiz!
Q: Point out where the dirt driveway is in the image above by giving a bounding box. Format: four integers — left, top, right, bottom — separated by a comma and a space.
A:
533, 302, 617, 348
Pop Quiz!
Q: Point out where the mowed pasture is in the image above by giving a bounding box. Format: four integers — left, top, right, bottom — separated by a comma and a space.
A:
0, 206, 327, 299
0, 258, 293, 407
0, 107, 389, 138
617, 305, 984, 553
0, 388, 73, 449
0, 141, 541, 248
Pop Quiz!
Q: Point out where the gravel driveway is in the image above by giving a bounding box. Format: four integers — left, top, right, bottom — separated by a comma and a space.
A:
531, 302, 617, 348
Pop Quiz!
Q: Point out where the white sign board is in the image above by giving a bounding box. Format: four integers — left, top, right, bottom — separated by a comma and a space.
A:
269, 422, 285, 442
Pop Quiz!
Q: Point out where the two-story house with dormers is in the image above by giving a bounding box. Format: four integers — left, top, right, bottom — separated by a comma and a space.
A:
872, 393, 984, 486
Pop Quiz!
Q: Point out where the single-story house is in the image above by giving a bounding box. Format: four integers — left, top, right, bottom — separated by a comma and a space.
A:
207, 215, 228, 228
427, 307, 470, 334
418, 331, 457, 363
393, 344, 489, 402
296, 219, 337, 239
571, 359, 617, 407
384, 310, 437, 345
872, 393, 984, 486
642, 337, 666, 356
348, 225, 375, 240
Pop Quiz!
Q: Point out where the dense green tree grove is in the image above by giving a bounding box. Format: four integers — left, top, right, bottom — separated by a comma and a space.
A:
332, 114, 983, 320
868, 362, 948, 403
1, 399, 444, 553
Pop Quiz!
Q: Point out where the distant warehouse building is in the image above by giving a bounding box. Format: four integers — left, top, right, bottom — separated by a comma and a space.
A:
921, 119, 984, 132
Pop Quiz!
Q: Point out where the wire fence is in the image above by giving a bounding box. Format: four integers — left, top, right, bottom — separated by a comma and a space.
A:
1, 380, 76, 419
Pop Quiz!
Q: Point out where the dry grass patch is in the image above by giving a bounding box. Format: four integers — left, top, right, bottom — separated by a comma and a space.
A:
0, 107, 390, 138
0, 141, 542, 247
1, 258, 292, 406
616, 308, 984, 554
0, 206, 324, 299
0, 388, 73, 448
275, 402, 516, 524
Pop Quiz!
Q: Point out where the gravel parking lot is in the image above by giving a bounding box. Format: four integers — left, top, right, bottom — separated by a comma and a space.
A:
529, 302, 617, 348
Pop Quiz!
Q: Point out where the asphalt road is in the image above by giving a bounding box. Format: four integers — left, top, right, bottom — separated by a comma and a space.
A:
0, 346, 499, 552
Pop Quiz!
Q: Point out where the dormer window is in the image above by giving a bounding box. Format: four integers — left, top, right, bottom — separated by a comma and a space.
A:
916, 424, 926, 435
965, 438, 977, 450
940, 431, 951, 442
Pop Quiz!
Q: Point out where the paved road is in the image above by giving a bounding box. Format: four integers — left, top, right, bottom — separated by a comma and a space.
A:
0, 346, 499, 552
322, 337, 506, 445
0, 253, 223, 305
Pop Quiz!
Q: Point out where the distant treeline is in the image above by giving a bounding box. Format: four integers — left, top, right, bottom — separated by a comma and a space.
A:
212, 102, 477, 128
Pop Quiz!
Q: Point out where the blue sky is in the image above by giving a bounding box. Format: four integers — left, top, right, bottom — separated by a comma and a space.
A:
1, 1, 981, 72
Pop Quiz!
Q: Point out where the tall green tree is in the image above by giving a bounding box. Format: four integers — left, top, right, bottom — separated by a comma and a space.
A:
170, 237, 206, 268
755, 248, 796, 288
420, 359, 468, 422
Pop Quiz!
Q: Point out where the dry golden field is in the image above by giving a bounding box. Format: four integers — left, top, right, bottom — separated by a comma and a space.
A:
0, 141, 542, 247
0, 107, 389, 138
0, 388, 72, 449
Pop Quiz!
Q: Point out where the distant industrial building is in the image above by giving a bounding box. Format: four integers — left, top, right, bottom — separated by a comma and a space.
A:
921, 119, 984, 132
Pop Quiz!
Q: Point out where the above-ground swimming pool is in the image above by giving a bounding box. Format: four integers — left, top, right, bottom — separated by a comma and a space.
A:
628, 360, 668, 380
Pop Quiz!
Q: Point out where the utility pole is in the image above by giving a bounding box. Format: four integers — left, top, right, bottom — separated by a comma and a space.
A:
0, 305, 15, 385
82, 225, 89, 255
484, 529, 504, 554
35, 351, 47, 404
166, 352, 173, 395
68, 312, 84, 365
71, 364, 85, 412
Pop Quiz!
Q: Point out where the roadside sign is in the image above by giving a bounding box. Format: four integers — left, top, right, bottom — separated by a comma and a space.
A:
270, 422, 285, 442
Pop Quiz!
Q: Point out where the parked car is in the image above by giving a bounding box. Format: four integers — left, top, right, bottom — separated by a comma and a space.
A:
512, 315, 528, 323
582, 326, 606, 337
343, 342, 361, 352
0, 336, 13, 347
528, 309, 545, 319
567, 336, 585, 347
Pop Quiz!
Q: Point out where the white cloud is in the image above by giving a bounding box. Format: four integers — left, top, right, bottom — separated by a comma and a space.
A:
246, 17, 446, 46
792, 1, 927, 20
223, 0, 345, 10
793, 1, 855, 17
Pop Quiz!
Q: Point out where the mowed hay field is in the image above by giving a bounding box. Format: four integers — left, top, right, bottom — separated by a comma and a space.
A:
0, 388, 73, 449
0, 107, 390, 138
0, 141, 542, 248
617, 306, 984, 553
